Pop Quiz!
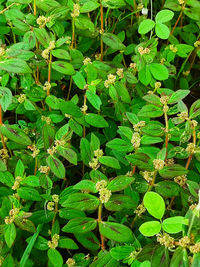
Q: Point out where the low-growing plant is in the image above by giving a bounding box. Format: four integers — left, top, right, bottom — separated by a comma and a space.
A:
0, 0, 200, 266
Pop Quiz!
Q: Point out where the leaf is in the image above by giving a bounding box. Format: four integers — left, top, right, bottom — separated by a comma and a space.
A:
190, 99, 200, 118
107, 176, 135, 192
75, 232, 100, 251
80, 1, 100, 12
162, 216, 188, 234
149, 63, 169, 80
0, 171, 14, 187
170, 247, 189, 267
62, 217, 97, 234
57, 146, 77, 165
138, 105, 163, 118
102, 33, 126, 50
72, 72, 86, 89
106, 138, 133, 153
99, 156, 120, 169
21, 175, 40, 187
159, 164, 188, 178
58, 238, 78, 249
23, 31, 36, 49
42, 124, 55, 150
52, 49, 70, 60
14, 218, 36, 233
61, 193, 99, 211
102, 0, 126, 9
126, 152, 154, 171
155, 10, 174, 23
47, 155, 65, 179
99, 222, 134, 242
168, 90, 190, 104
138, 66, 152, 86
138, 19, 155, 35
143, 192, 165, 219
52, 61, 75, 75
139, 221, 161, 237
85, 113, 108, 128
45, 95, 60, 110
110, 246, 135, 260
59, 100, 83, 118
4, 223, 16, 248
17, 187, 41, 201
0, 160, 7, 172
0, 59, 31, 74
73, 180, 97, 193
0, 124, 32, 146
47, 249, 63, 267
0, 87, 12, 112
34, 28, 50, 48
155, 23, 170, 39
155, 181, 180, 197
105, 195, 137, 211
80, 138, 92, 165
86, 91, 102, 110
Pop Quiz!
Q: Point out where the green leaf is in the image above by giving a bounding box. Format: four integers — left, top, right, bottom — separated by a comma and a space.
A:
0, 87, 12, 112
176, 44, 194, 58
138, 66, 152, 86
62, 193, 99, 211
59, 100, 83, 118
162, 216, 188, 234
99, 221, 134, 242
0, 171, 14, 187
102, 0, 126, 9
107, 176, 134, 192
126, 152, 154, 171
170, 247, 189, 267
62, 217, 97, 234
190, 99, 200, 118
34, 28, 50, 48
47, 249, 63, 267
73, 180, 97, 193
105, 195, 137, 211
149, 63, 169, 80
138, 104, 163, 118
144, 192, 165, 219
17, 187, 41, 201
106, 138, 133, 153
85, 113, 108, 128
52, 49, 70, 60
4, 223, 16, 248
138, 19, 155, 35
23, 31, 36, 49
42, 124, 55, 150
0, 124, 32, 146
110, 246, 135, 260
57, 146, 77, 165
0, 160, 7, 172
86, 91, 102, 110
72, 72, 86, 90
155, 10, 174, 23
155, 181, 180, 197
155, 23, 170, 39
47, 155, 65, 179
58, 238, 78, 249
99, 156, 120, 169
102, 33, 126, 50
80, 1, 100, 12
0, 59, 31, 74
168, 90, 190, 104
24, 100, 35, 111
52, 61, 75, 75
21, 176, 40, 187
75, 232, 100, 251
159, 164, 188, 178
139, 221, 161, 237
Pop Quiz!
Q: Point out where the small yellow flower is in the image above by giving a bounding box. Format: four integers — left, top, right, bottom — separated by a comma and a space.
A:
18, 94, 26, 104
94, 149, 104, 159
47, 201, 55, 211
52, 194, 59, 203
99, 188, 112, 203
153, 159, 165, 170
96, 180, 107, 191
66, 258, 75, 267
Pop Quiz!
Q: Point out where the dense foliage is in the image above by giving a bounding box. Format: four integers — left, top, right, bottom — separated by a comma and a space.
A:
0, 0, 200, 266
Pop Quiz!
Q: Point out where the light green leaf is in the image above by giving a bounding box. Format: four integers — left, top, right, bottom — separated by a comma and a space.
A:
143, 192, 165, 219
138, 19, 155, 35
139, 221, 161, 237
155, 23, 170, 39
155, 10, 174, 23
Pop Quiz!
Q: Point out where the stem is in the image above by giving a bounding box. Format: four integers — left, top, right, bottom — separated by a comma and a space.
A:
82, 94, 87, 175
33, 0, 36, 16
0, 105, 6, 150
100, 1, 104, 61
164, 110, 169, 159
98, 203, 105, 250
71, 18, 75, 49
187, 212, 195, 237
185, 127, 196, 169
67, 77, 73, 100
34, 157, 38, 175
52, 202, 58, 227
170, 10, 183, 36
47, 52, 52, 96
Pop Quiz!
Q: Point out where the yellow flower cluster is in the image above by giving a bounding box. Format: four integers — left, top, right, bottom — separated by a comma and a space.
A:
178, 111, 188, 121
83, 57, 92, 65
12, 176, 23, 190
0, 148, 9, 162
96, 180, 107, 191
153, 159, 165, 170
157, 233, 175, 248
43, 81, 51, 91
27, 144, 40, 158
135, 204, 146, 216
138, 46, 150, 55
81, 104, 88, 113
155, 82, 161, 89
104, 74, 116, 88
186, 143, 196, 154
89, 149, 103, 170
178, 0, 185, 5
178, 236, 190, 247
71, 3, 80, 18
47, 234, 60, 249
141, 171, 154, 183
131, 132, 141, 149
41, 115, 51, 125
0, 47, 5, 57
46, 195, 59, 211
47, 139, 66, 155
42, 40, 55, 60
116, 68, 124, 79
174, 175, 187, 187
99, 188, 112, 203
5, 208, 20, 224
189, 242, 200, 253
169, 44, 177, 53
18, 94, 26, 104
36, 16, 51, 28
194, 40, 200, 48
66, 258, 76, 267
160, 96, 170, 105
39, 165, 50, 174
133, 121, 145, 132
